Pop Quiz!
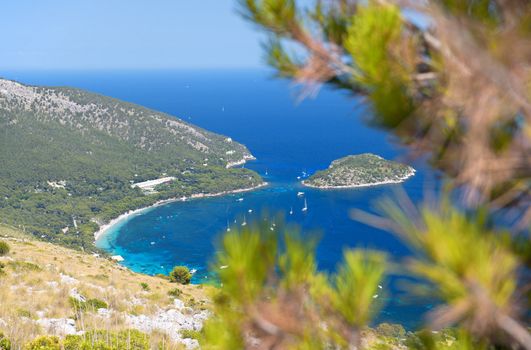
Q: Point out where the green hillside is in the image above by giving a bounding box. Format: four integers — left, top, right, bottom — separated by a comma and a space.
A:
0, 79, 263, 250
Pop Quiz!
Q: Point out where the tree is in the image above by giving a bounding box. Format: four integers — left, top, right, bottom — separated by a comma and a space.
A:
169, 266, 192, 284
200, 1, 530, 349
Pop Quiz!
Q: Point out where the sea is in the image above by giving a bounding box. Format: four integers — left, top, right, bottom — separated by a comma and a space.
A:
3, 69, 440, 328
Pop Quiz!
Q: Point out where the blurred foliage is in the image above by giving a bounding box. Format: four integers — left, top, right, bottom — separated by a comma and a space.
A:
238, 0, 530, 348
201, 221, 388, 348
0, 331, 10, 350
24, 336, 61, 350
377, 199, 524, 343
240, 0, 531, 210
199, 216, 523, 348
345, 2, 414, 126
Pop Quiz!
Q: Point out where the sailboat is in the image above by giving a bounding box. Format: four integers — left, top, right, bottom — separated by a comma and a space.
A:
302, 198, 308, 212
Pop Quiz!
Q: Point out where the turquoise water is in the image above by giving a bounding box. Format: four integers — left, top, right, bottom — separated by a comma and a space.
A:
4, 69, 439, 327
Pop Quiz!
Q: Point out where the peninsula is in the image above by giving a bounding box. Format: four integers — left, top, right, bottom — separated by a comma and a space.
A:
302, 153, 415, 189
0, 79, 264, 250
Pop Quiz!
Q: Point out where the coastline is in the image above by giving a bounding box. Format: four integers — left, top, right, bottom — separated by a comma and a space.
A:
93, 182, 267, 242
302, 168, 416, 189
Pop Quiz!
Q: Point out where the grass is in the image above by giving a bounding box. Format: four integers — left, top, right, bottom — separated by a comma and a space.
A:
0, 224, 211, 349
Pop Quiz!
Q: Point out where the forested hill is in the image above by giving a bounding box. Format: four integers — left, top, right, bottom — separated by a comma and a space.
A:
0, 78, 263, 250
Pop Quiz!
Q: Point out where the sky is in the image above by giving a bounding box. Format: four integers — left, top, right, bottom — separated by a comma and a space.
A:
0, 0, 265, 70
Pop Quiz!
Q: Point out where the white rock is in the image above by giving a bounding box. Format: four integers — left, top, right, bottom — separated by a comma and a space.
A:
125, 308, 209, 347
97, 308, 111, 318
60, 273, 79, 285
46, 281, 59, 288
36, 318, 79, 336
69, 288, 86, 302
181, 338, 199, 349
173, 299, 185, 309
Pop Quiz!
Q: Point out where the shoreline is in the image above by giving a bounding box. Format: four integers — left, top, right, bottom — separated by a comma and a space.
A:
93, 182, 268, 242
301, 168, 416, 189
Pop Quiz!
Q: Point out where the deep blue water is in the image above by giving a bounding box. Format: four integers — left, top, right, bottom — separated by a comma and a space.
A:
3, 69, 439, 328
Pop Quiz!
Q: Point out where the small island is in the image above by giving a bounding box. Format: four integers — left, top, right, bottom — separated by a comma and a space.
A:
302, 153, 415, 189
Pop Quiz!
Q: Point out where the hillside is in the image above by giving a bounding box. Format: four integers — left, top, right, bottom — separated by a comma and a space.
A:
0, 79, 263, 249
0, 225, 448, 350
0, 224, 211, 349
303, 153, 415, 188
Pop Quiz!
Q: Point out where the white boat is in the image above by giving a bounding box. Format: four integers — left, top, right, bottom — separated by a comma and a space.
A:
289, 207, 293, 215
302, 199, 308, 212
241, 215, 247, 226
226, 220, 231, 232
297, 191, 304, 197
190, 269, 197, 274
248, 209, 253, 213
237, 198, 244, 202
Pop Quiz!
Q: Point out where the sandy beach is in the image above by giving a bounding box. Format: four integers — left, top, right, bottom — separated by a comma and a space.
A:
93, 182, 267, 242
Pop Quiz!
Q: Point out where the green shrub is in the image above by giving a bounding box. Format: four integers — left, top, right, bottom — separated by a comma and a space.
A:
69, 297, 108, 312
186, 297, 197, 308
63, 329, 149, 350
179, 329, 201, 340
0, 241, 9, 256
140, 282, 150, 291
6, 261, 41, 272
169, 266, 191, 284
24, 336, 60, 350
167, 287, 182, 297
17, 309, 32, 318
0, 331, 11, 350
